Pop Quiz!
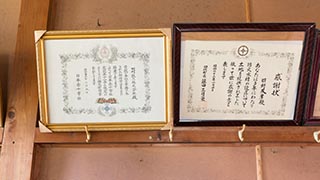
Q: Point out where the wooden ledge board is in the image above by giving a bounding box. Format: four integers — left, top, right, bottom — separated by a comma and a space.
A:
34, 127, 320, 144
35, 143, 320, 148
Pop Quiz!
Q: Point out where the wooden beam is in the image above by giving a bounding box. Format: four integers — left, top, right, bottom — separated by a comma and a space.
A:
0, 127, 3, 144
34, 126, 320, 144
0, 0, 50, 179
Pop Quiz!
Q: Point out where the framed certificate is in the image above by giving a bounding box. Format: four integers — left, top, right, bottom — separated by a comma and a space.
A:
304, 30, 320, 125
35, 29, 172, 132
173, 23, 316, 126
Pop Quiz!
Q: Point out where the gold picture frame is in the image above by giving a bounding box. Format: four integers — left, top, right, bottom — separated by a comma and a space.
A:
35, 29, 172, 132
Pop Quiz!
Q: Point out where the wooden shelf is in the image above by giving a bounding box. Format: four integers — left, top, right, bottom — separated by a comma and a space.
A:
34, 126, 320, 144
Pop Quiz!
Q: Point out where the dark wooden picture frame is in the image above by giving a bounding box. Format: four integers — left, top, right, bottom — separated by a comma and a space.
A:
0, 81, 2, 127
173, 23, 316, 126
304, 30, 320, 125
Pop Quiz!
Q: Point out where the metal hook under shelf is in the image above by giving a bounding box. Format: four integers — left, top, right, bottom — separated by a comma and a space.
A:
84, 125, 91, 143
238, 124, 246, 142
169, 127, 173, 142
313, 130, 320, 143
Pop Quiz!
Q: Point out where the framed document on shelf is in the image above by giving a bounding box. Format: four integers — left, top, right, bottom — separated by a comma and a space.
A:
35, 29, 172, 132
173, 23, 316, 126
304, 30, 320, 125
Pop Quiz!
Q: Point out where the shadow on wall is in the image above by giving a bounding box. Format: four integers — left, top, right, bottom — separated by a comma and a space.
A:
0, 54, 9, 123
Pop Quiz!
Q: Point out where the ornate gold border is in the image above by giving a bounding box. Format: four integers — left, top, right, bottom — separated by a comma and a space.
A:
36, 29, 172, 132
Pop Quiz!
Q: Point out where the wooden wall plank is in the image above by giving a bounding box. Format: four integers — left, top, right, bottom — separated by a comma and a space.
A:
48, 0, 246, 30
0, 0, 21, 108
0, 0, 50, 179
251, 0, 320, 25
30, 145, 320, 180
262, 146, 320, 180
33, 146, 256, 180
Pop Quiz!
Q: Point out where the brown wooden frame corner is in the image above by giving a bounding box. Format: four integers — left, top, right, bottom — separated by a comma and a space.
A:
304, 29, 320, 125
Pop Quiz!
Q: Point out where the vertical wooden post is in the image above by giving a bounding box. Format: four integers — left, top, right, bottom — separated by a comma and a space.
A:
0, 0, 50, 179
255, 145, 263, 180
244, 0, 252, 23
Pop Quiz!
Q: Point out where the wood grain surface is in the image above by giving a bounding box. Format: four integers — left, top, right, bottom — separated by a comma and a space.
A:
0, 0, 50, 179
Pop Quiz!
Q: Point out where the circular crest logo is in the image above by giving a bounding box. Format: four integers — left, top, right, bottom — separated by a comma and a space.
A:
237, 45, 249, 57
98, 46, 111, 60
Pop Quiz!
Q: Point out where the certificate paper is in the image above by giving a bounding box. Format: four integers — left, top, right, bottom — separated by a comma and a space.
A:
43, 36, 167, 125
180, 40, 303, 121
